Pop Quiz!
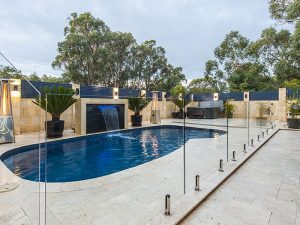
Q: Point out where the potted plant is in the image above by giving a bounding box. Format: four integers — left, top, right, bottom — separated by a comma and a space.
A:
172, 111, 178, 118
256, 102, 271, 126
224, 101, 235, 118
172, 98, 191, 119
128, 97, 150, 126
33, 86, 78, 138
170, 85, 191, 118
287, 96, 300, 129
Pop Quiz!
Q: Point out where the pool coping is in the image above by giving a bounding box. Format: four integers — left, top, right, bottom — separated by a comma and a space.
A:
0, 122, 227, 192
145, 126, 280, 225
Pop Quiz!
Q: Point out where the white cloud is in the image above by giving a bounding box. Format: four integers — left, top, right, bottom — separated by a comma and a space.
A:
0, 0, 287, 79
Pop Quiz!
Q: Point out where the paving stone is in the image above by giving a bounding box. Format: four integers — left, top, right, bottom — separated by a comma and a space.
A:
180, 130, 300, 225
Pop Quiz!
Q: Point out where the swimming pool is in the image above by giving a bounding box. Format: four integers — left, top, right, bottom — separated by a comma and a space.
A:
1, 125, 225, 182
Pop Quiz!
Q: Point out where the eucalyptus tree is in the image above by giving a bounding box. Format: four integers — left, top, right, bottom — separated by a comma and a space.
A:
155, 64, 186, 92
203, 31, 276, 91
102, 31, 136, 87
269, 0, 300, 23
203, 60, 227, 92
52, 13, 186, 90
52, 12, 111, 85
127, 40, 168, 89
188, 77, 220, 94
0, 65, 21, 79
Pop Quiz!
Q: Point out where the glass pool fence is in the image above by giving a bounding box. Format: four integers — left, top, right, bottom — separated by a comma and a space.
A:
0, 91, 279, 225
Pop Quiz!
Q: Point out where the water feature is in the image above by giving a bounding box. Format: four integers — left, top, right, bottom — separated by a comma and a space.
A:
98, 105, 119, 131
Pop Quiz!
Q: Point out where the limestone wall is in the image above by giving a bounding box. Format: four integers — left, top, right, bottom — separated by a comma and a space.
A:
12, 98, 74, 134
229, 100, 287, 122
10, 93, 287, 134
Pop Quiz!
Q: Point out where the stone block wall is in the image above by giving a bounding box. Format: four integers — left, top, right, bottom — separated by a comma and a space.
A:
12, 98, 74, 134
10, 87, 288, 134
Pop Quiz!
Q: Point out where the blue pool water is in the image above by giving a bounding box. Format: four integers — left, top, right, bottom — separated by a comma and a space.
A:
1, 125, 225, 182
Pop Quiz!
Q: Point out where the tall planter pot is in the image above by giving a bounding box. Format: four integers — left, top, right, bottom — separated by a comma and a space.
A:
45, 120, 64, 138
177, 111, 187, 119
172, 112, 178, 118
131, 115, 143, 127
287, 118, 300, 129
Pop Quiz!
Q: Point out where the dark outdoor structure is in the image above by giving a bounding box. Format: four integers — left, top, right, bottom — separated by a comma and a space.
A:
86, 104, 125, 133
187, 107, 221, 119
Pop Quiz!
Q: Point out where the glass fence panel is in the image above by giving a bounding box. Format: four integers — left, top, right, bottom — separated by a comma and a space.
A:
227, 100, 249, 161
286, 88, 300, 129
43, 94, 185, 224
184, 98, 228, 193
0, 78, 43, 224
249, 101, 263, 147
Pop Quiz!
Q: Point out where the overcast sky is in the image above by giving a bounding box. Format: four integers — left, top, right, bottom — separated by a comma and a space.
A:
0, 0, 288, 80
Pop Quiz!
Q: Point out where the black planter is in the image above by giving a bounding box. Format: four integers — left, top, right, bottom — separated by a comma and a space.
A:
177, 111, 187, 119
172, 112, 178, 118
131, 115, 143, 127
45, 120, 64, 138
288, 118, 300, 129
226, 112, 233, 118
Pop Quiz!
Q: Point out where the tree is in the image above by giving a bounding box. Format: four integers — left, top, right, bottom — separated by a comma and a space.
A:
154, 64, 186, 92
127, 40, 168, 89
53, 12, 185, 90
103, 32, 136, 87
52, 12, 111, 85
170, 84, 189, 97
0, 65, 21, 79
284, 78, 300, 88
203, 31, 271, 92
189, 77, 220, 94
250, 25, 300, 86
204, 60, 227, 92
0, 65, 69, 83
228, 63, 275, 91
269, 0, 300, 23
27, 72, 41, 81
214, 31, 250, 75
170, 84, 191, 114
248, 27, 299, 85
41, 74, 69, 83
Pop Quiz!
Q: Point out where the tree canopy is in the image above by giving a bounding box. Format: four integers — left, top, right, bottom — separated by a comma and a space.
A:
269, 0, 300, 23
52, 12, 186, 90
189, 0, 300, 94
0, 65, 68, 83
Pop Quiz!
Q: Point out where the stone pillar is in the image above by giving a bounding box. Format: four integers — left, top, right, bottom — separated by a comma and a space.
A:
279, 88, 287, 101
10, 79, 21, 135
75, 98, 83, 135
243, 91, 249, 102
278, 88, 287, 122
72, 83, 80, 132
213, 93, 219, 101
243, 91, 250, 119
161, 92, 166, 119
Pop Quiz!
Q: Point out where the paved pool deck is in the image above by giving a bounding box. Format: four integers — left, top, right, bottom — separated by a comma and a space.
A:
0, 118, 279, 225
180, 129, 300, 225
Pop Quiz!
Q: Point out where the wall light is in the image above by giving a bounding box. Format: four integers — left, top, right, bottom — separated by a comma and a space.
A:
178, 93, 182, 100
113, 87, 119, 99
10, 83, 20, 98
141, 90, 146, 98
214, 93, 219, 101
190, 94, 194, 101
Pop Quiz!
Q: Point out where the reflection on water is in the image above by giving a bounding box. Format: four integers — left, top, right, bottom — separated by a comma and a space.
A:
107, 133, 136, 140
